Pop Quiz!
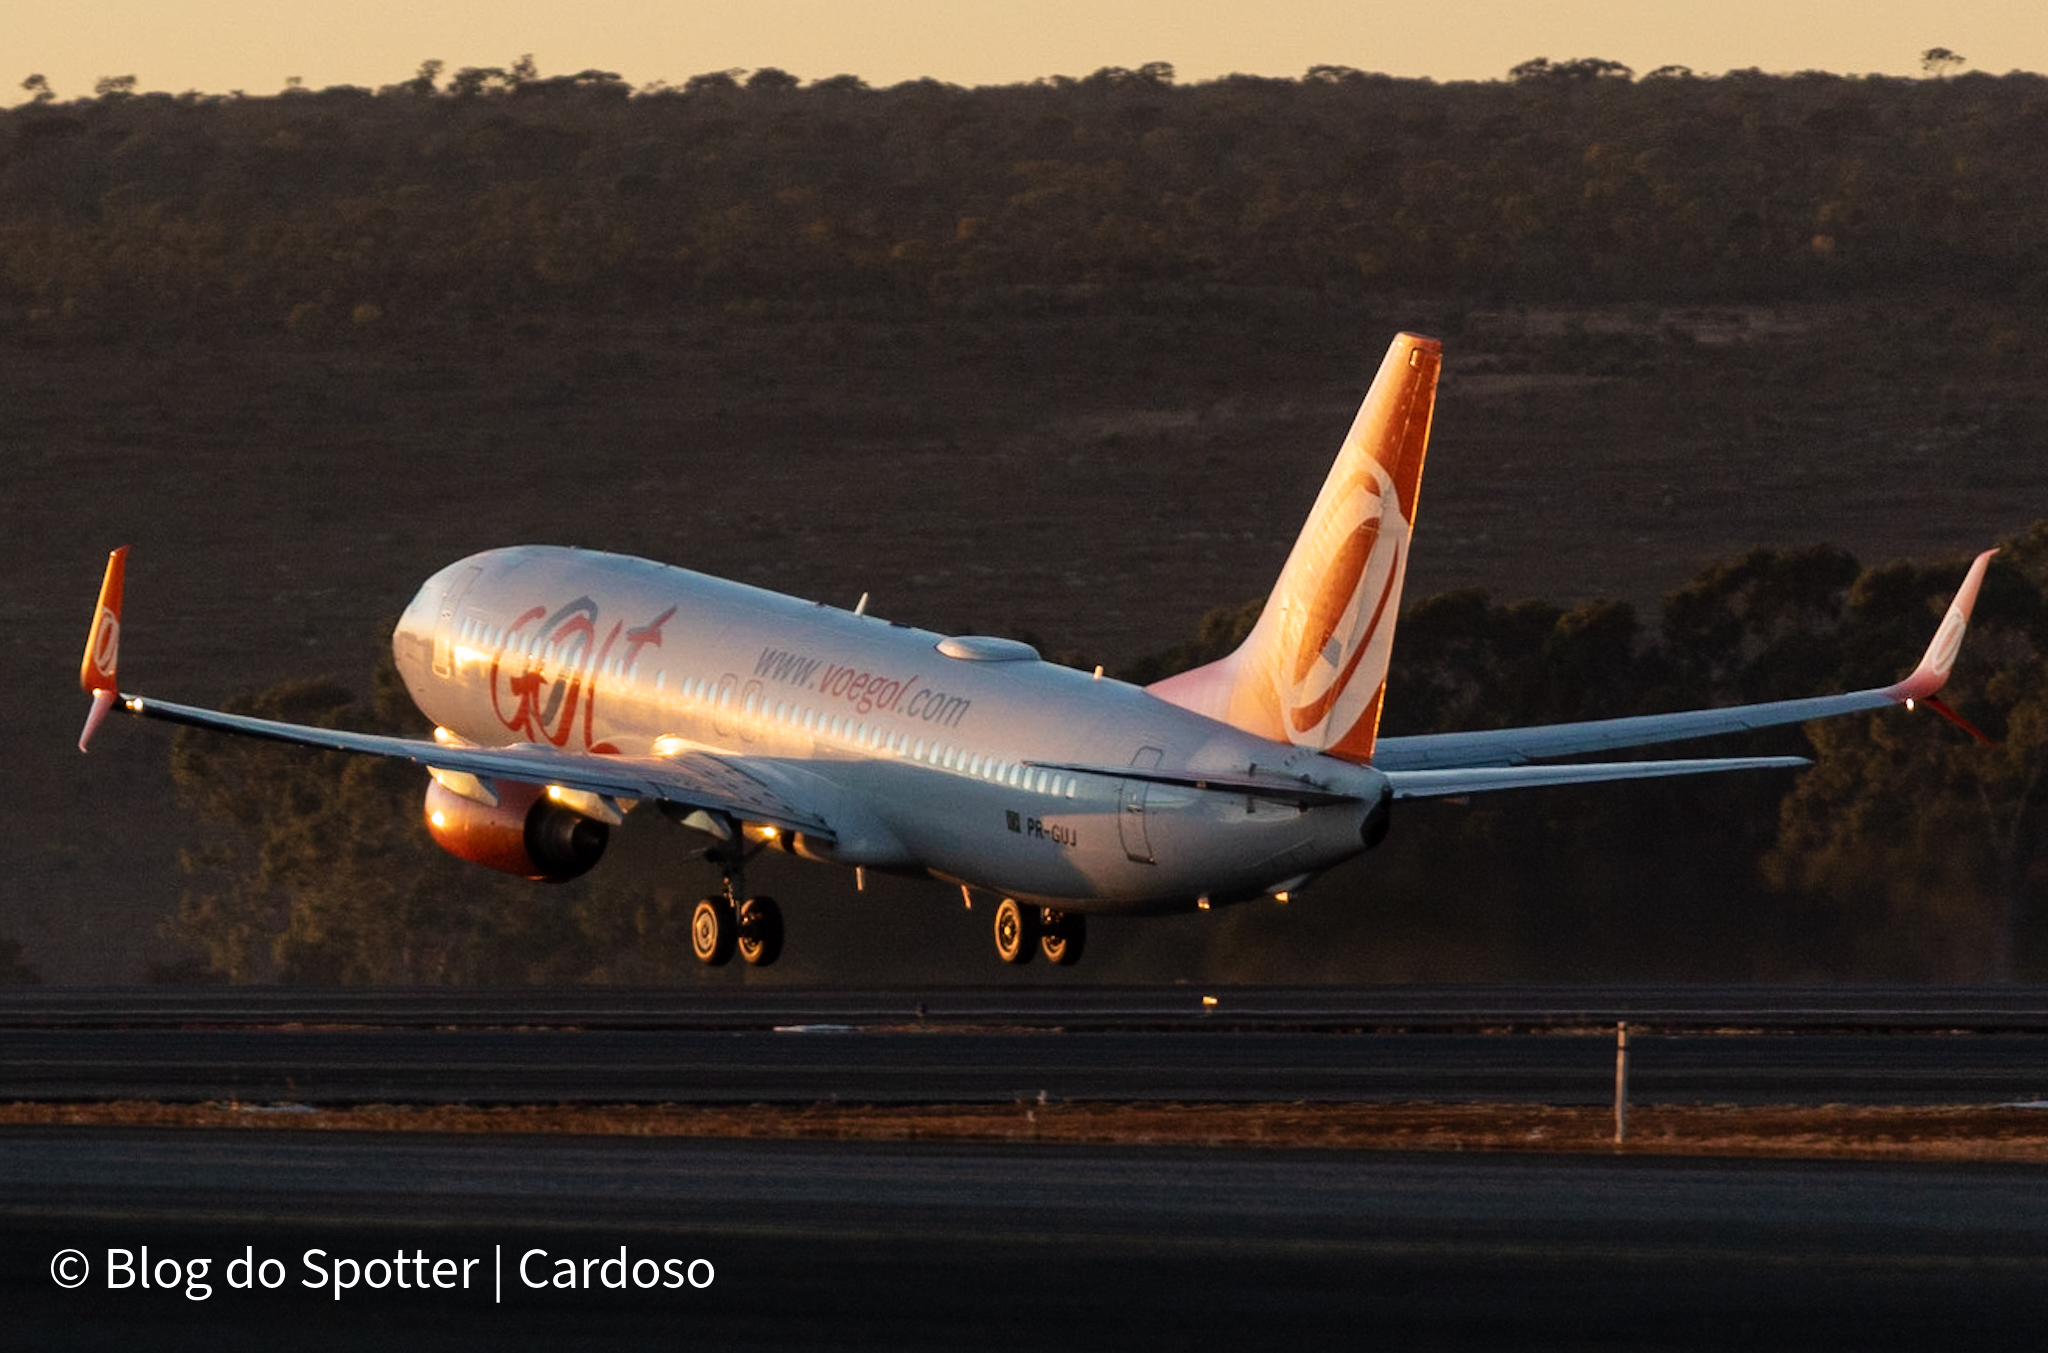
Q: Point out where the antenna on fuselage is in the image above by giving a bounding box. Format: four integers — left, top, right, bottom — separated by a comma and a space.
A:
853, 592, 869, 617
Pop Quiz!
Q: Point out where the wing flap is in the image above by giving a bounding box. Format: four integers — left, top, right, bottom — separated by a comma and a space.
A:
1384, 756, 1810, 799
1025, 760, 1366, 807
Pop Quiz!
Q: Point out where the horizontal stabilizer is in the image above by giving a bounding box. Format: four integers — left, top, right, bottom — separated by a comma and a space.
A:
1384, 756, 1810, 800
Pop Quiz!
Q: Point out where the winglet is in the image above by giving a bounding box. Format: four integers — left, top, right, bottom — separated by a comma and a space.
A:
78, 547, 128, 752
1885, 548, 1996, 705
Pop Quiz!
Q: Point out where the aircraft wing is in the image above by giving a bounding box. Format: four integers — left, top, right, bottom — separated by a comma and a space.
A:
103, 696, 838, 838
1371, 549, 1996, 771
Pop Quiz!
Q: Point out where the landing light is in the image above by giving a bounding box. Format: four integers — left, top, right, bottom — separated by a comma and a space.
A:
429, 811, 446, 828
762, 826, 779, 840
1906, 698, 1916, 711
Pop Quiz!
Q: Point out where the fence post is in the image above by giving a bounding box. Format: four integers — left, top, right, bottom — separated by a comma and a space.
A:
1614, 1021, 1630, 1145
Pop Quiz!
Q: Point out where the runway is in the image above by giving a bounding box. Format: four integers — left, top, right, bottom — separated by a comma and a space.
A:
11, 983, 2048, 1030
11, 987, 2048, 1346
7, 1026, 2048, 1107
6, 1130, 2048, 1350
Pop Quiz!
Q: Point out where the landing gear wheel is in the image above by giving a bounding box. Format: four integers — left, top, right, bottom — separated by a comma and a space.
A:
993, 897, 1039, 965
1040, 910, 1086, 966
737, 896, 784, 967
692, 896, 736, 966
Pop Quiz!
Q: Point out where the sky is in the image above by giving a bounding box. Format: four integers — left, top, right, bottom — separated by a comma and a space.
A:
8, 1, 2042, 102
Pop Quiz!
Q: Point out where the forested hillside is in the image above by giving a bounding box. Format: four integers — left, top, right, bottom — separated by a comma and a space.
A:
4, 60, 2044, 983
6, 59, 2048, 326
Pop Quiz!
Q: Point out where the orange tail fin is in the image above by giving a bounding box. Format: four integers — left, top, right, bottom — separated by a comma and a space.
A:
1147, 334, 1440, 762
78, 547, 128, 751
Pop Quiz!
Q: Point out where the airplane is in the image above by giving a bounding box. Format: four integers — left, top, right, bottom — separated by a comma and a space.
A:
78, 333, 1995, 969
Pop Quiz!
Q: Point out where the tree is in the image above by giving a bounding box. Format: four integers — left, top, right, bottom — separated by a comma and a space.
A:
19, 73, 53, 104
1921, 48, 1966, 78
1510, 57, 1633, 84
1764, 542, 2048, 979
448, 66, 509, 99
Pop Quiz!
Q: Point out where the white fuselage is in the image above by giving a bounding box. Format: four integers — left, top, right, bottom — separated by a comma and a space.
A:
392, 547, 1386, 912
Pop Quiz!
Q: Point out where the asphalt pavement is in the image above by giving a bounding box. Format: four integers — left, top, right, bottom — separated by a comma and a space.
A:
5, 1026, 2048, 1106
6, 1130, 2047, 1350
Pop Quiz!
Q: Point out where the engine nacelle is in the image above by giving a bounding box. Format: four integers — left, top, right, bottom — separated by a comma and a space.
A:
423, 779, 609, 882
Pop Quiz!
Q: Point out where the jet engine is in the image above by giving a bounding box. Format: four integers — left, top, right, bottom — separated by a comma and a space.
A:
423, 778, 609, 882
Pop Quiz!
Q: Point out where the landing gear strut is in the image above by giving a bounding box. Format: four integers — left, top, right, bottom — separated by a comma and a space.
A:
690, 823, 783, 967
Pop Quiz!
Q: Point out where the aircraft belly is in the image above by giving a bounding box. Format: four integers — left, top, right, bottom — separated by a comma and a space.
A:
892, 768, 1371, 911
874, 765, 1116, 902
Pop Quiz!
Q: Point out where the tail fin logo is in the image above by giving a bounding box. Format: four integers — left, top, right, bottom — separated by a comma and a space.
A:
88, 612, 121, 685
1138, 332, 1438, 764
1281, 460, 1409, 744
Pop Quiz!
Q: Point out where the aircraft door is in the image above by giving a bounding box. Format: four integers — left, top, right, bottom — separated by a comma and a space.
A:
431, 566, 483, 678
1119, 746, 1163, 864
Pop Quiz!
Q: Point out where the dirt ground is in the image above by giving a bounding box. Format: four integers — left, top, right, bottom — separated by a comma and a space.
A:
7, 294, 2045, 980
8, 1098, 2048, 1162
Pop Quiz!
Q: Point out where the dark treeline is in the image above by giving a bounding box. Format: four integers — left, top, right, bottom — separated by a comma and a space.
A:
6, 58, 2048, 330
164, 528, 2048, 985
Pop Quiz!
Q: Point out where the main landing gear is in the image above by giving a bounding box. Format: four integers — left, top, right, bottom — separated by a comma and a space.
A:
690, 822, 783, 967
993, 897, 1086, 966
692, 892, 783, 967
